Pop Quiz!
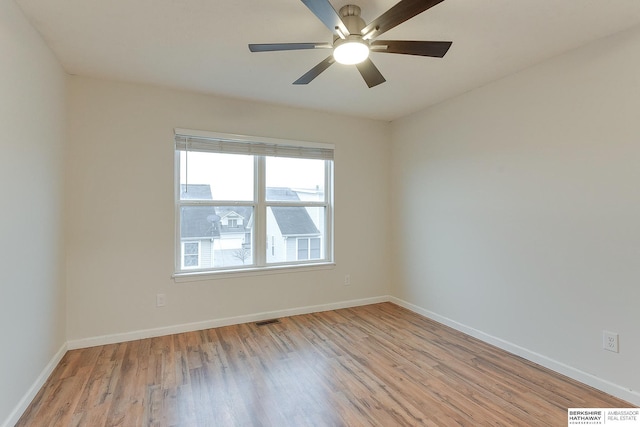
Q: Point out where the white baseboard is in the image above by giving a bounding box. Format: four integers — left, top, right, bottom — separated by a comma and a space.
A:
2, 342, 68, 427
67, 295, 389, 350
389, 296, 640, 407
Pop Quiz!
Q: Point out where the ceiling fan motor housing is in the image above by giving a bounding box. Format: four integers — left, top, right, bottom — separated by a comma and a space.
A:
338, 5, 366, 35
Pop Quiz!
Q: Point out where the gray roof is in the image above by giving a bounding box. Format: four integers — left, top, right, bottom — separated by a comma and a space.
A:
271, 206, 319, 236
266, 187, 300, 201
267, 187, 320, 236
181, 185, 218, 238
180, 184, 212, 200
181, 205, 220, 239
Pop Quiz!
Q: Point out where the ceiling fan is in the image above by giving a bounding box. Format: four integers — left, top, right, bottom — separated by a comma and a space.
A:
248, 0, 452, 88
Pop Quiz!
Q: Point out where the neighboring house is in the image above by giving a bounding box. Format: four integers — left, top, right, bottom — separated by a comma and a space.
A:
179, 184, 252, 269
180, 185, 322, 269
265, 187, 322, 263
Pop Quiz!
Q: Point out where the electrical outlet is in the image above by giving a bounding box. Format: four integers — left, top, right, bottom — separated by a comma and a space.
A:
344, 274, 351, 286
156, 293, 166, 307
603, 331, 619, 353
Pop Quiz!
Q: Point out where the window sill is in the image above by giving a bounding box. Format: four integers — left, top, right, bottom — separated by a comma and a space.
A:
172, 262, 336, 283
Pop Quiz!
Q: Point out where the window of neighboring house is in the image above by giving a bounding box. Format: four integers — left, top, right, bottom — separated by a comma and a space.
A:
182, 241, 200, 269
174, 129, 333, 275
297, 237, 322, 260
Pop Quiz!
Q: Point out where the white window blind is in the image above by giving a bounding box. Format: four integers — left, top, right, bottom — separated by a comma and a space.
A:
175, 129, 334, 160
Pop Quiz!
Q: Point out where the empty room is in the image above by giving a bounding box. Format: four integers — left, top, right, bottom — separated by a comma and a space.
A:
1, 0, 639, 425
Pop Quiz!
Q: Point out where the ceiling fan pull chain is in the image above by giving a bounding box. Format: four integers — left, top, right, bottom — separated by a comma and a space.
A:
185, 137, 189, 193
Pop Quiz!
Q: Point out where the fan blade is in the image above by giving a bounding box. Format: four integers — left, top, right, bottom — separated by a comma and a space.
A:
249, 42, 332, 52
362, 0, 444, 39
300, 0, 349, 35
293, 56, 336, 85
355, 58, 386, 88
370, 40, 452, 57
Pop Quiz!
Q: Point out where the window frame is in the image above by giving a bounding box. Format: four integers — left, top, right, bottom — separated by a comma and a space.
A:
174, 129, 334, 278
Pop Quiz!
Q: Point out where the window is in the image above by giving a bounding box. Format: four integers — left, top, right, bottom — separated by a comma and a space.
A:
175, 129, 333, 275
297, 237, 321, 260
182, 241, 200, 269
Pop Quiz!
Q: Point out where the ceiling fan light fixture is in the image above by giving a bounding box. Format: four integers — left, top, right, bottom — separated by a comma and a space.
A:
333, 37, 369, 65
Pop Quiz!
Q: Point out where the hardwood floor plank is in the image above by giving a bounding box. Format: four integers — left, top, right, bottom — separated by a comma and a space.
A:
17, 303, 635, 426
104, 340, 147, 426
143, 384, 163, 426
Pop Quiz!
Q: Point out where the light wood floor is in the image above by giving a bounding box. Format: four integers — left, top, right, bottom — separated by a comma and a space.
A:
17, 303, 631, 426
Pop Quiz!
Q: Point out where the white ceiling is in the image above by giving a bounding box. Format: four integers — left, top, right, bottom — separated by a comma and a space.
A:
16, 0, 640, 121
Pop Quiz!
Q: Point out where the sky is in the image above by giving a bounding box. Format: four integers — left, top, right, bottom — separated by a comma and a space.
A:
179, 152, 325, 200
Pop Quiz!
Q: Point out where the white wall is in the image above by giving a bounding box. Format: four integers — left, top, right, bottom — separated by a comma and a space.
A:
66, 76, 391, 342
391, 26, 640, 403
0, 0, 67, 424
